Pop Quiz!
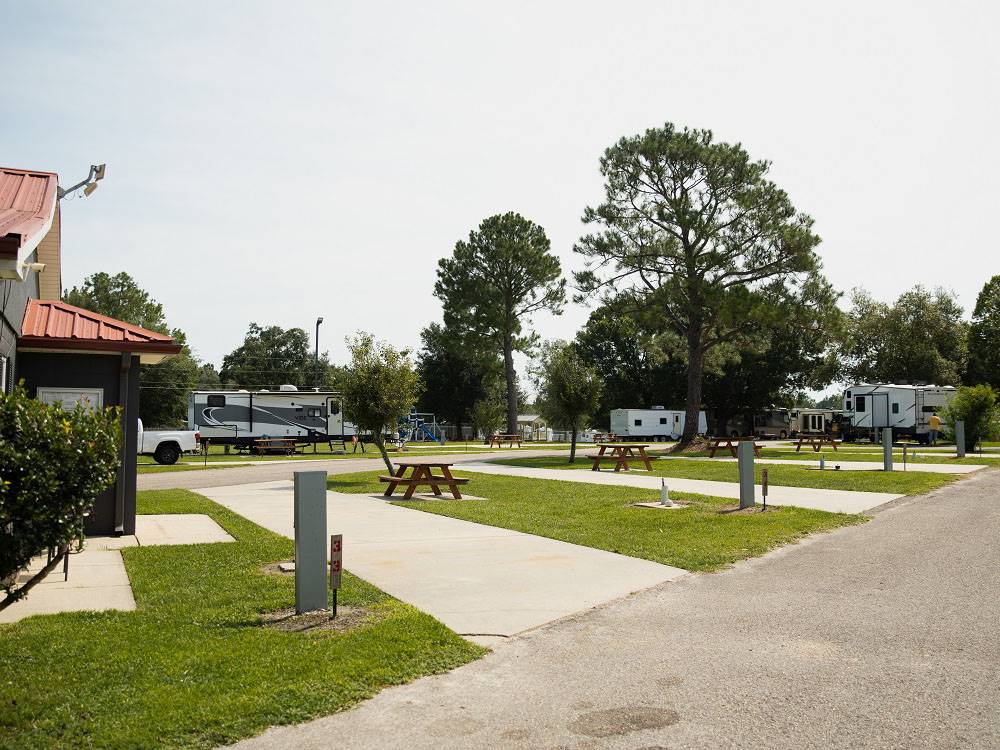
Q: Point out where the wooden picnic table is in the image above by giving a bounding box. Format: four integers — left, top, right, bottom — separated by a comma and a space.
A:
586, 443, 654, 472
251, 437, 298, 455
379, 461, 470, 500
488, 434, 522, 448
707, 437, 763, 458
795, 434, 839, 452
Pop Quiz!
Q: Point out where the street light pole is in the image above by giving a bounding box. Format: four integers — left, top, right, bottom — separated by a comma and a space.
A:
314, 317, 324, 386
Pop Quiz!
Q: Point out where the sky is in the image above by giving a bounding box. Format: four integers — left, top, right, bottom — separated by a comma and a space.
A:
3, 1, 997, 375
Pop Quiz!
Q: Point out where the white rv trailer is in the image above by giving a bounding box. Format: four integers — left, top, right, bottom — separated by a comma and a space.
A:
841, 383, 956, 443
188, 386, 354, 447
610, 406, 708, 441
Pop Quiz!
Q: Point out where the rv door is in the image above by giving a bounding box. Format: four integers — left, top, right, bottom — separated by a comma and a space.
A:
326, 397, 343, 438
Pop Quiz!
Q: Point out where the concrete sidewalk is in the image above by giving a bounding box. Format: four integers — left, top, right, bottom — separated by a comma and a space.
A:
457, 462, 901, 513
198, 481, 686, 641
659, 455, 987, 474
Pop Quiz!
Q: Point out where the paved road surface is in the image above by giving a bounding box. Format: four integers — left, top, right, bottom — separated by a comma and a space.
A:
230, 469, 1000, 750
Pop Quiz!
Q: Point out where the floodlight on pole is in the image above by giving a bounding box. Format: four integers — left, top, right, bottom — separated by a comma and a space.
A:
58, 163, 107, 200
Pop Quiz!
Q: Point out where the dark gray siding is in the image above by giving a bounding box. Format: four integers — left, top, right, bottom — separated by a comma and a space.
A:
16, 351, 141, 536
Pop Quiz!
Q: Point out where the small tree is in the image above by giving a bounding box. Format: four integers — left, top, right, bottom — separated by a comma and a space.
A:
535, 342, 603, 463
470, 377, 507, 441
967, 275, 1000, 391
340, 333, 421, 473
943, 384, 999, 452
1, 386, 121, 610
435, 212, 566, 435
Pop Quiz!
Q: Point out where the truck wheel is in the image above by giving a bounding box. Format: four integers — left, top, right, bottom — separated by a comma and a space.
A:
154, 443, 180, 465
779, 430, 788, 440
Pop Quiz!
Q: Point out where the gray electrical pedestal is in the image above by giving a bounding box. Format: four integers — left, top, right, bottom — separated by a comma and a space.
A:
294, 470, 328, 613
882, 428, 893, 471
955, 421, 966, 458
738, 441, 755, 509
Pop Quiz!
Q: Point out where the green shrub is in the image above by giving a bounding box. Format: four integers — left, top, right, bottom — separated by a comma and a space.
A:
943, 384, 1000, 451
0, 385, 122, 599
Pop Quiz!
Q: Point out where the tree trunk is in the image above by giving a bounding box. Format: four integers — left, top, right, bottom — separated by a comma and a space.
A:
503, 333, 518, 435
372, 434, 395, 474
569, 420, 577, 464
680, 329, 704, 447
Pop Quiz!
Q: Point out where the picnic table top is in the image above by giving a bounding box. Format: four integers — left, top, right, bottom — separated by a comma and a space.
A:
598, 442, 650, 448
394, 460, 456, 467
492, 434, 521, 439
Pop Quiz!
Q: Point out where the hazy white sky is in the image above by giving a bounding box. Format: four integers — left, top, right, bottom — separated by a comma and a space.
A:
4, 1, 997, 369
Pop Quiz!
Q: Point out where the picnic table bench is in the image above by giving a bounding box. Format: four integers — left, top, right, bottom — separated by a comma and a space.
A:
707, 437, 763, 458
488, 434, 522, 448
586, 443, 654, 472
379, 461, 470, 500
795, 434, 839, 452
251, 437, 298, 455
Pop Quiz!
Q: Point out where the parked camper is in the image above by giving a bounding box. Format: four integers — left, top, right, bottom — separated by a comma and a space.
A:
841, 383, 956, 443
752, 408, 793, 439
188, 386, 353, 447
789, 408, 844, 437
610, 406, 708, 441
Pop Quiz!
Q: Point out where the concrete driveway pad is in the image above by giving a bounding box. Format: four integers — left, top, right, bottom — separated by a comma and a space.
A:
199, 480, 686, 638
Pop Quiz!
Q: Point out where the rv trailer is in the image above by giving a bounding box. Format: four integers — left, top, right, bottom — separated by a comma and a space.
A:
610, 406, 708, 441
841, 383, 956, 443
789, 408, 845, 437
188, 386, 353, 447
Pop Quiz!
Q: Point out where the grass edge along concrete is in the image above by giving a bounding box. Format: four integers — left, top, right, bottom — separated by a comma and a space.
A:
0, 489, 484, 750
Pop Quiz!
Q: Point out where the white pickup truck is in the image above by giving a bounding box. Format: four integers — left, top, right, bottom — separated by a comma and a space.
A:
138, 420, 201, 465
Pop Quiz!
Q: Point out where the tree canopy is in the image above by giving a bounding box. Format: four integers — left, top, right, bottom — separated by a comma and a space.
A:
63, 271, 199, 427
841, 286, 967, 386
416, 321, 501, 432
966, 275, 1000, 391
220, 323, 333, 390
434, 212, 565, 434
575, 123, 824, 443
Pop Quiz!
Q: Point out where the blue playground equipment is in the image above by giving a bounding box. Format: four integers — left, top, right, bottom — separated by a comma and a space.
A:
398, 411, 446, 445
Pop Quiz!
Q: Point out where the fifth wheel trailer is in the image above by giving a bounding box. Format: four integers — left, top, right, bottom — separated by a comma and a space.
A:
841, 383, 956, 443
610, 407, 708, 441
188, 386, 354, 447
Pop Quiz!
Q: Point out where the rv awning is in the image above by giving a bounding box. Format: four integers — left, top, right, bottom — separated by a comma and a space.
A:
0, 167, 58, 280
19, 299, 182, 364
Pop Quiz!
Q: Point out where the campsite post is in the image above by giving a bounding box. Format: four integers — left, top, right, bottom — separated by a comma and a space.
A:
293, 470, 328, 613
955, 421, 966, 458
882, 428, 893, 472
738, 441, 755, 509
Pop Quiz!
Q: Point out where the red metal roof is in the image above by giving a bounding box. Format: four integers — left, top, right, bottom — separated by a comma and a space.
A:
20, 300, 182, 359
0, 167, 59, 259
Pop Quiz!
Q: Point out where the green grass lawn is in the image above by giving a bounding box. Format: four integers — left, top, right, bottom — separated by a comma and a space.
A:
491, 456, 958, 495
328, 470, 866, 573
0, 490, 483, 749
659, 447, 1000, 467
137, 462, 242, 473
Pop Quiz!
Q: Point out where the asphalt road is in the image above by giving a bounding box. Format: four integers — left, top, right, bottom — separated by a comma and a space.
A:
229, 469, 1000, 750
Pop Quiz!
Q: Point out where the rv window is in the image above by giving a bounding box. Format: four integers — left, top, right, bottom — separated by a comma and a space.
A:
674, 415, 680, 422
634, 419, 642, 426
855, 396, 866, 411
846, 400, 852, 410
207, 395, 225, 407
329, 401, 341, 415
846, 391, 852, 398
659, 417, 667, 425
892, 403, 899, 414
307, 408, 321, 418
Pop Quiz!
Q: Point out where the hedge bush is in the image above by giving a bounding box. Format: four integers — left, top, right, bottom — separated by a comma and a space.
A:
944, 384, 1000, 452
0, 385, 121, 598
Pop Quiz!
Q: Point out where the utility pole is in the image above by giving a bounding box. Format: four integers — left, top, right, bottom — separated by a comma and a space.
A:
314, 317, 324, 387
